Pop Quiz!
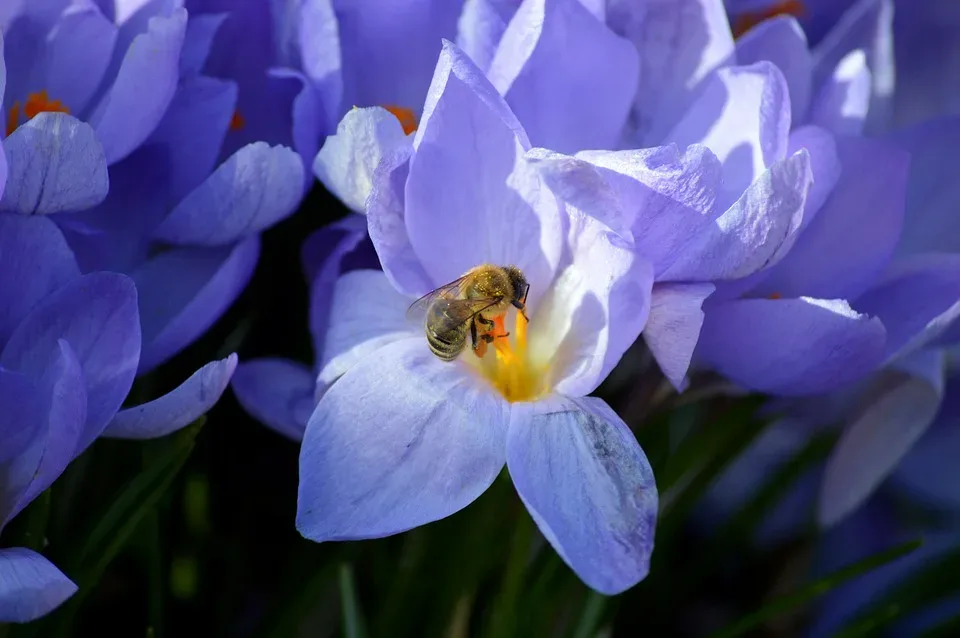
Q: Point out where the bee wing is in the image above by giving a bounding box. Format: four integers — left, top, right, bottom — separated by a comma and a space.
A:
405, 276, 470, 323
425, 297, 504, 335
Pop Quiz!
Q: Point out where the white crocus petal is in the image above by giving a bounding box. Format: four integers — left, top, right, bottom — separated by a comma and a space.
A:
527, 210, 653, 398
507, 394, 657, 595
317, 270, 417, 389
297, 338, 509, 541
818, 348, 946, 527
313, 107, 411, 214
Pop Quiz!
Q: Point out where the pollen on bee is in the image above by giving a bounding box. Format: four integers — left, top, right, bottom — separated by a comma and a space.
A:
382, 105, 418, 135
6, 91, 70, 136
731, 0, 805, 39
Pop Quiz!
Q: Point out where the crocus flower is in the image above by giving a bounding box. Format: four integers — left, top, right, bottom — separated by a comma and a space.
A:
0, 213, 139, 622
527, 1, 909, 397
815, 117, 960, 524
0, 3, 299, 443
294, 42, 666, 595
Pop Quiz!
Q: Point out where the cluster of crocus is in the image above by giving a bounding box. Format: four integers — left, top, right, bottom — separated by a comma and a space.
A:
2, 0, 958, 620
228, 0, 960, 596
0, 0, 305, 621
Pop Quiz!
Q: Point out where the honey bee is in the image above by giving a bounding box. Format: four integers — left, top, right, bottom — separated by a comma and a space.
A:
407, 264, 530, 361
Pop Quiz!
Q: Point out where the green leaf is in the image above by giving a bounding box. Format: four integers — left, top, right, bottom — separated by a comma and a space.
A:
570, 591, 607, 638
658, 396, 770, 535
838, 544, 960, 635
921, 611, 960, 638
716, 429, 838, 547
45, 419, 204, 635
711, 538, 923, 637
339, 563, 366, 638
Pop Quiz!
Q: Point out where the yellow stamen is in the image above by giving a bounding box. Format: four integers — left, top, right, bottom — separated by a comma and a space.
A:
473, 310, 547, 403
382, 104, 418, 135
229, 110, 245, 131
6, 91, 70, 136
731, 0, 805, 39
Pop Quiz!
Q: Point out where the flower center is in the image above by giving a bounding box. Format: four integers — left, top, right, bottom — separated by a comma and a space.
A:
382, 105, 418, 135
731, 0, 805, 39
6, 91, 70, 136
471, 310, 549, 403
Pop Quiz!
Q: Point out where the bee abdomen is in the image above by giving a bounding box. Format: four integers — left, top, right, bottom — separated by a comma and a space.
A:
427, 330, 464, 361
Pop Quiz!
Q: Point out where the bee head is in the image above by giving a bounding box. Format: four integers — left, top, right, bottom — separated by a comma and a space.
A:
504, 266, 529, 306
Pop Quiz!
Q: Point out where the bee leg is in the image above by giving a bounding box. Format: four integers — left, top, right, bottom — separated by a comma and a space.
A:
477, 315, 495, 328
511, 299, 529, 321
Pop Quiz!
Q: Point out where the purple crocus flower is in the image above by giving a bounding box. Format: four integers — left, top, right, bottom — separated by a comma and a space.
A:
293, 42, 667, 595
0, 3, 244, 444
0, 212, 140, 622
815, 117, 960, 525
527, 1, 909, 397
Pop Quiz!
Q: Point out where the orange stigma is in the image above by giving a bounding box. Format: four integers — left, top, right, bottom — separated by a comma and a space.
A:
229, 110, 245, 131
382, 105, 418, 135
6, 91, 70, 136
731, 0, 805, 38
768, 292, 783, 300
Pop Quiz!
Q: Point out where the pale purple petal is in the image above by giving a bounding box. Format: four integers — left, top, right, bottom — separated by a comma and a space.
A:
751, 135, 908, 300
45, 1, 118, 115
268, 67, 325, 190
488, 0, 639, 153
527, 144, 722, 276
608, 0, 735, 145
456, 0, 518, 72
179, 12, 227, 77
784, 124, 840, 228
1, 340, 86, 521
507, 395, 657, 595
734, 16, 813, 123
667, 61, 791, 209
854, 254, 960, 359
313, 107, 410, 213
809, 49, 872, 136
230, 358, 315, 442
894, 373, 960, 510
318, 270, 416, 389
297, 0, 342, 131
103, 354, 237, 439
697, 297, 886, 395
133, 237, 259, 373
0, 548, 76, 623
890, 117, 960, 257
812, 0, 894, 132
304, 219, 374, 367
297, 337, 508, 541
529, 211, 653, 397
91, 8, 186, 164
366, 142, 433, 296
643, 282, 716, 390
0, 369, 42, 465
0, 113, 108, 215
818, 348, 945, 526
660, 150, 812, 282
0, 215, 79, 347
0, 272, 139, 447
145, 74, 237, 203
406, 42, 561, 298
152, 143, 303, 246
335, 0, 462, 111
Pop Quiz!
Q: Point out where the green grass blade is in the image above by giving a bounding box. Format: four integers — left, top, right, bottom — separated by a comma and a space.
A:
711, 538, 923, 638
